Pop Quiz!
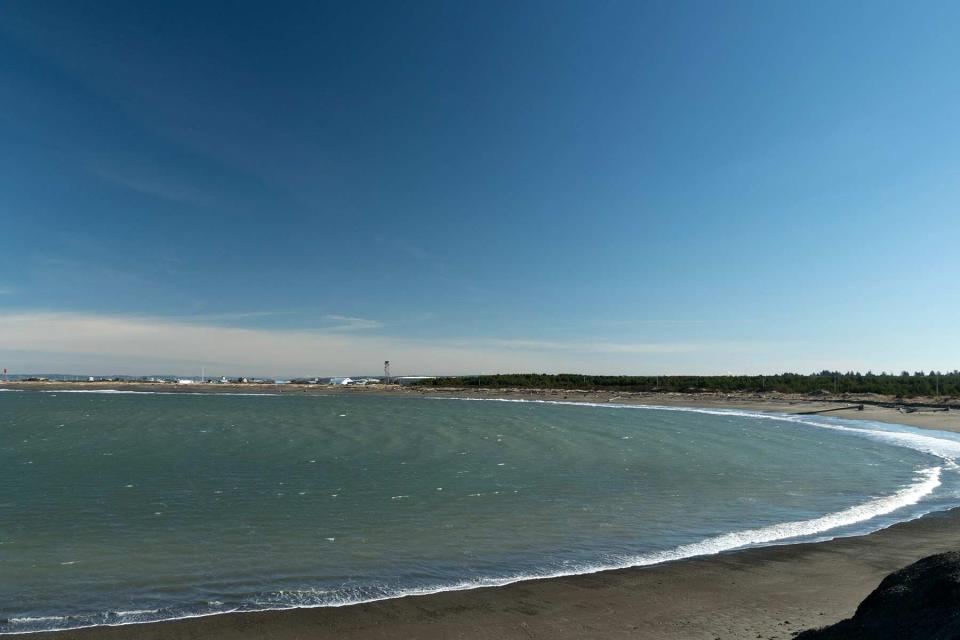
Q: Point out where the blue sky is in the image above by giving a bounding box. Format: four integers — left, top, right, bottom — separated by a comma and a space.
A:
1, 1, 958, 376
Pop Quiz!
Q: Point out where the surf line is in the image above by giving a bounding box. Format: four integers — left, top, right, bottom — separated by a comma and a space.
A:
1, 461, 942, 637
432, 396, 960, 465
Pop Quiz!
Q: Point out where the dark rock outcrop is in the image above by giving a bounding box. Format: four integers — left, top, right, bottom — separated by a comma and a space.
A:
797, 551, 960, 639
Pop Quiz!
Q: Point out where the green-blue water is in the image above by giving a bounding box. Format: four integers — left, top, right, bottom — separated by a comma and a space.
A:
2, 390, 959, 633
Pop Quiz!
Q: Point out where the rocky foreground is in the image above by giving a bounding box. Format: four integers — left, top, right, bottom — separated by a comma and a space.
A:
798, 551, 960, 639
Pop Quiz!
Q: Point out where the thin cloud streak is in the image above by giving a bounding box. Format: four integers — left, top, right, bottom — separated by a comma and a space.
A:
87, 163, 215, 209
320, 314, 384, 331
468, 339, 699, 354
593, 319, 706, 328
167, 310, 299, 323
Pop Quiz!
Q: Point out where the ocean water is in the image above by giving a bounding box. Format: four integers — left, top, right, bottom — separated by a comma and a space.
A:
2, 390, 960, 634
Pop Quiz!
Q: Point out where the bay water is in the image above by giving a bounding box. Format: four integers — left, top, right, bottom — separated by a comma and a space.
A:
2, 390, 959, 633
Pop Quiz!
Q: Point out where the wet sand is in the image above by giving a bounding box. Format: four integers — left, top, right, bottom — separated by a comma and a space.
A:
8, 382, 960, 639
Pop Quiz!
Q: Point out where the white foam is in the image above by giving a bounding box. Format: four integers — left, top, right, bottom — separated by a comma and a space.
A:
111, 609, 159, 616
435, 397, 960, 465
0, 606, 242, 636
7, 616, 69, 624
267, 464, 945, 605
1, 462, 943, 635
628, 465, 941, 562
40, 389, 160, 394
35, 389, 280, 397
162, 460, 939, 614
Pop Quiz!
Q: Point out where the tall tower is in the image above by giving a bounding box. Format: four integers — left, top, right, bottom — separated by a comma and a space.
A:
384, 360, 391, 383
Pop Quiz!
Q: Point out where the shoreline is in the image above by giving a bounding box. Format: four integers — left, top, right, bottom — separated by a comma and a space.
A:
7, 384, 960, 639
17, 509, 960, 640
4, 380, 957, 432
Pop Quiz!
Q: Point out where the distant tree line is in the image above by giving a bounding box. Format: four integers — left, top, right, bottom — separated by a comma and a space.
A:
415, 371, 960, 398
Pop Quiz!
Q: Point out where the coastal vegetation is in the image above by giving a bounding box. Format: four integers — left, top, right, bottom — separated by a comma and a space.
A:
415, 371, 960, 398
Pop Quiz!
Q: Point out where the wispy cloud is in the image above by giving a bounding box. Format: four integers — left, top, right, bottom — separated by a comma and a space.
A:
473, 339, 700, 354
320, 315, 384, 331
373, 235, 448, 273
87, 163, 215, 209
374, 235, 430, 262
592, 319, 706, 328
177, 310, 299, 323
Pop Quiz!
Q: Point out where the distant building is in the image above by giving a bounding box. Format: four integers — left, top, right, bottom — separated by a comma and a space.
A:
177, 379, 195, 385
328, 377, 353, 385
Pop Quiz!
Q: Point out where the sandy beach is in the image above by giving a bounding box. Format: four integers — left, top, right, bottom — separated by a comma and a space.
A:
7, 383, 960, 639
